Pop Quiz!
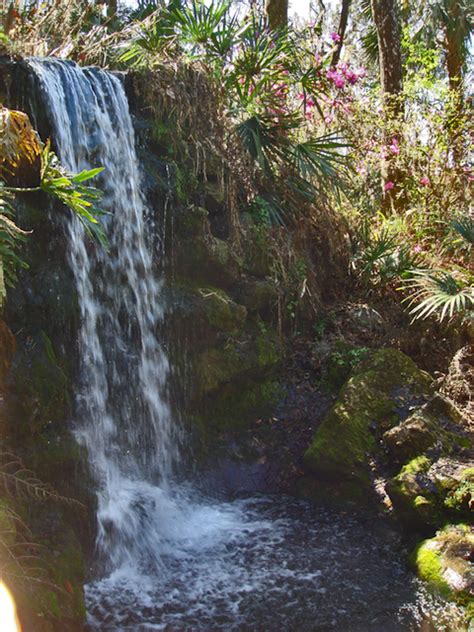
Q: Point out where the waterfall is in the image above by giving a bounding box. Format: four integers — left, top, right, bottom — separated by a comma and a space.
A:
26, 57, 450, 631
28, 58, 180, 571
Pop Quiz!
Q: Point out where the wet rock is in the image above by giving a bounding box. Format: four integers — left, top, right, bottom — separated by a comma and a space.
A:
198, 287, 247, 333
176, 230, 242, 288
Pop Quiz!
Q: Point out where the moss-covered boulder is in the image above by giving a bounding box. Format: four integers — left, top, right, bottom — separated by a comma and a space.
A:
235, 277, 279, 316
303, 348, 432, 484
413, 525, 473, 614
386, 456, 440, 526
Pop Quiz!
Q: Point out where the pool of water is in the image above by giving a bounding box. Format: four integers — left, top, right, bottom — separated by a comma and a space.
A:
85, 491, 462, 631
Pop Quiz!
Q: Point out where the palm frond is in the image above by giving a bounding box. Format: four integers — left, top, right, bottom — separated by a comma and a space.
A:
401, 268, 474, 322
451, 215, 474, 245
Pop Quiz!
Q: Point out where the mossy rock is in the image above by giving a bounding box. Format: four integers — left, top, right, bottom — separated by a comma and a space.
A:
387, 457, 474, 528
198, 287, 247, 333
441, 465, 474, 516
413, 524, 473, 610
175, 205, 209, 238
11, 332, 70, 432
194, 327, 282, 397
176, 229, 243, 288
386, 456, 440, 527
382, 393, 465, 464
235, 277, 279, 315
304, 348, 432, 484
194, 376, 283, 439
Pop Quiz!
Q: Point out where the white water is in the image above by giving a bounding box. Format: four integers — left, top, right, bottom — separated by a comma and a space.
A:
29, 57, 180, 571
28, 58, 461, 631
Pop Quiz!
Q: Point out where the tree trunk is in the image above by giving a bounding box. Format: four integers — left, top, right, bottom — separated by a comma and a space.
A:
371, 0, 404, 212
107, 0, 118, 19
444, 0, 464, 165
331, 0, 352, 67
265, 0, 288, 31
371, 0, 403, 111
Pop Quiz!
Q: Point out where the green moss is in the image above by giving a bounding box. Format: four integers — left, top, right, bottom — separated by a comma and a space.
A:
413, 525, 474, 611
399, 455, 432, 476
444, 469, 474, 513
414, 541, 452, 598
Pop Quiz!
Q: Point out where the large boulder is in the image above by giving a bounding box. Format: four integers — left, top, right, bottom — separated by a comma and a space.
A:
303, 348, 432, 484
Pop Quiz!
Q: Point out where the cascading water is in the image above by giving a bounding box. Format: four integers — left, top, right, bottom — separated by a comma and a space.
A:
29, 57, 181, 573
28, 58, 460, 631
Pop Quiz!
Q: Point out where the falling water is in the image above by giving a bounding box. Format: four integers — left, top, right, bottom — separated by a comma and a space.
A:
28, 57, 180, 571
27, 58, 462, 631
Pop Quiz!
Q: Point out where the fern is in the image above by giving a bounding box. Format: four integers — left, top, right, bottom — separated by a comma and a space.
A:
0, 185, 30, 306
0, 453, 85, 510
401, 268, 474, 322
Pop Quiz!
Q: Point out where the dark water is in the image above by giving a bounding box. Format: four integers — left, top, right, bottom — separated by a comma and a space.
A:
86, 492, 462, 631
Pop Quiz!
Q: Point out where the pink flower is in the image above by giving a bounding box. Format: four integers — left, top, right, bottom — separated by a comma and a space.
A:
331, 32, 341, 43
345, 70, 358, 85
327, 69, 345, 89
384, 181, 395, 191
413, 244, 422, 253
419, 176, 430, 186
324, 114, 334, 125
389, 138, 400, 155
